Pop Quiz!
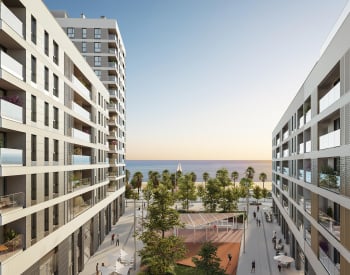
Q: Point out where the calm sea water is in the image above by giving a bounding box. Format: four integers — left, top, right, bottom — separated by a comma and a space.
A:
125, 160, 272, 182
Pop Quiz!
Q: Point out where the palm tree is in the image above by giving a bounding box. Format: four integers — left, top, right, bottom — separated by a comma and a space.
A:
133, 171, 143, 195
203, 172, 209, 185
259, 172, 267, 189
190, 172, 197, 183
149, 171, 160, 187
125, 169, 130, 184
245, 166, 255, 180
231, 171, 239, 187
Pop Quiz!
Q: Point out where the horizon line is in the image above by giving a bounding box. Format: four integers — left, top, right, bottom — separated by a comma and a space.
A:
125, 159, 272, 161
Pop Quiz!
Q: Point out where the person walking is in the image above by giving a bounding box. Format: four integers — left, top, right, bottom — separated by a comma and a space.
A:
111, 233, 115, 245
96, 262, 99, 275
116, 234, 120, 246
228, 253, 232, 262
278, 262, 281, 272
258, 219, 261, 227
251, 260, 255, 273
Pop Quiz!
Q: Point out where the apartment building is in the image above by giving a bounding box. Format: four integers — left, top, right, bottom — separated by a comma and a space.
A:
272, 3, 350, 275
52, 11, 127, 216
0, 0, 124, 274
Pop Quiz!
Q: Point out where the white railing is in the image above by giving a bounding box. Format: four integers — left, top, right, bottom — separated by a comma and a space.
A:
319, 246, 340, 275
72, 75, 91, 100
305, 110, 311, 123
319, 83, 340, 113
0, 148, 22, 165
0, 2, 23, 37
305, 140, 311, 153
0, 99, 22, 122
72, 128, 90, 143
319, 129, 340, 150
283, 149, 289, 157
299, 143, 304, 154
72, 102, 90, 121
0, 50, 23, 80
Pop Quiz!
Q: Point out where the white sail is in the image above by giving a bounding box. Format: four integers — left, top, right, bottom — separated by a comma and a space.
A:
176, 162, 182, 172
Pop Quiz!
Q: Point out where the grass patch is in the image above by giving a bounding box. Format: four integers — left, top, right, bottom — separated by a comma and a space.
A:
174, 264, 203, 275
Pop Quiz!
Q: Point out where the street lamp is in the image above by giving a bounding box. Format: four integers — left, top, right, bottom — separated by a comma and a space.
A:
243, 208, 246, 253
133, 197, 136, 271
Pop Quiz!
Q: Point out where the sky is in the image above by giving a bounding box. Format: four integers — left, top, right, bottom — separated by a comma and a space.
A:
44, 0, 348, 160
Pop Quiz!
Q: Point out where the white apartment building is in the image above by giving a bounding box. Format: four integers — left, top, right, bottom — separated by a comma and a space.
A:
272, 3, 350, 275
0, 0, 124, 274
52, 11, 127, 217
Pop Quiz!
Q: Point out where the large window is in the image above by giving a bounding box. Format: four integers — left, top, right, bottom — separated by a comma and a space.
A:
82, 28, 87, 39
44, 66, 49, 91
31, 134, 37, 161
44, 102, 49, 126
53, 41, 59, 65
94, 42, 101, 52
94, 70, 101, 79
53, 139, 58, 161
31, 55, 36, 83
53, 107, 58, 129
44, 31, 49, 56
53, 74, 58, 97
44, 173, 49, 197
31, 213, 37, 240
94, 28, 101, 39
44, 137, 49, 161
31, 15, 37, 44
31, 95, 37, 122
67, 27, 74, 38
31, 174, 37, 201
82, 41, 87, 53
94, 56, 101, 66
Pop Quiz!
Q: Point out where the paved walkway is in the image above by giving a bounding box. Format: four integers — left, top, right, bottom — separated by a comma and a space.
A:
236, 200, 304, 275
79, 200, 143, 275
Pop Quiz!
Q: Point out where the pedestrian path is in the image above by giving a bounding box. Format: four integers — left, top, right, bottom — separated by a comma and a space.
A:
236, 201, 304, 275
79, 201, 143, 275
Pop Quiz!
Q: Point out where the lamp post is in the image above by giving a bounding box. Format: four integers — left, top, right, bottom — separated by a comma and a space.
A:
133, 197, 136, 271
243, 208, 246, 253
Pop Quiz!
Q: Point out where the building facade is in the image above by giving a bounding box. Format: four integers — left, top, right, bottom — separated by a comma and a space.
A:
0, 0, 124, 274
52, 11, 127, 211
272, 4, 350, 275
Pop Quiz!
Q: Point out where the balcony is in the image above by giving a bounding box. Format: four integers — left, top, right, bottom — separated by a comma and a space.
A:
0, 234, 23, 262
298, 169, 304, 181
71, 178, 91, 190
0, 148, 22, 165
0, 98, 22, 123
305, 171, 311, 183
0, 2, 23, 37
305, 140, 311, 153
319, 83, 340, 113
276, 166, 281, 173
109, 89, 117, 98
72, 75, 91, 100
305, 110, 311, 123
0, 192, 24, 214
299, 143, 304, 154
305, 228, 311, 245
72, 102, 90, 121
276, 179, 281, 187
109, 34, 117, 40
282, 149, 289, 157
319, 245, 340, 275
108, 103, 118, 110
305, 199, 311, 214
297, 194, 304, 208
319, 173, 340, 193
109, 48, 117, 54
108, 62, 117, 68
282, 183, 288, 192
72, 155, 91, 165
282, 167, 289, 176
283, 131, 289, 140
282, 200, 288, 212
0, 50, 23, 80
319, 129, 340, 150
276, 152, 280, 158
72, 128, 91, 143
108, 75, 117, 82
73, 196, 92, 218
319, 210, 340, 241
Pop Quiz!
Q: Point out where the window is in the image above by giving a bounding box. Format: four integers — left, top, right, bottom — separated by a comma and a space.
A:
31, 134, 37, 161
53, 140, 58, 161
45, 173, 49, 198
94, 42, 101, 52
67, 27, 74, 38
44, 31, 49, 56
44, 102, 49, 126
94, 56, 101, 66
44, 208, 49, 232
94, 28, 101, 39
31, 174, 37, 201
94, 70, 101, 79
44, 66, 49, 91
31, 15, 37, 44
31, 95, 37, 122
31, 55, 36, 83
53, 41, 59, 65
53, 74, 58, 97
82, 28, 87, 39
53, 204, 59, 228
31, 213, 37, 240
53, 172, 59, 195
82, 41, 87, 53
44, 137, 49, 161
53, 107, 58, 129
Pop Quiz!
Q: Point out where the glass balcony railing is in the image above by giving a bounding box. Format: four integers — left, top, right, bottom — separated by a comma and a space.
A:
282, 183, 288, 192
0, 50, 23, 80
282, 167, 289, 176
276, 166, 281, 173
283, 149, 289, 157
108, 103, 118, 110
72, 75, 91, 100
319, 173, 340, 193
72, 102, 90, 121
299, 116, 304, 128
282, 200, 289, 212
71, 178, 91, 190
297, 195, 304, 207
298, 169, 304, 181
305, 140, 311, 153
109, 48, 117, 54
109, 34, 117, 40
109, 75, 117, 82
305, 229, 311, 245
0, 2, 23, 37
305, 199, 311, 214
0, 234, 23, 263
283, 131, 289, 140
0, 192, 24, 213
299, 143, 304, 154
305, 110, 311, 123
72, 155, 91, 165
276, 179, 281, 187
319, 129, 340, 150
319, 210, 340, 241
276, 152, 280, 159
0, 148, 22, 165
108, 62, 117, 68
319, 82, 340, 113
0, 99, 22, 122
109, 89, 117, 97
73, 197, 92, 218
305, 171, 311, 183
319, 245, 340, 275
72, 128, 91, 143
276, 138, 280, 145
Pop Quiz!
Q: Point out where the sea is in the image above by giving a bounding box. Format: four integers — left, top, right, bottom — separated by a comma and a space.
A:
125, 160, 272, 182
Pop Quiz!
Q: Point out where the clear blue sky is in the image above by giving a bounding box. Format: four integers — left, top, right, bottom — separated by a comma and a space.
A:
44, 0, 348, 160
